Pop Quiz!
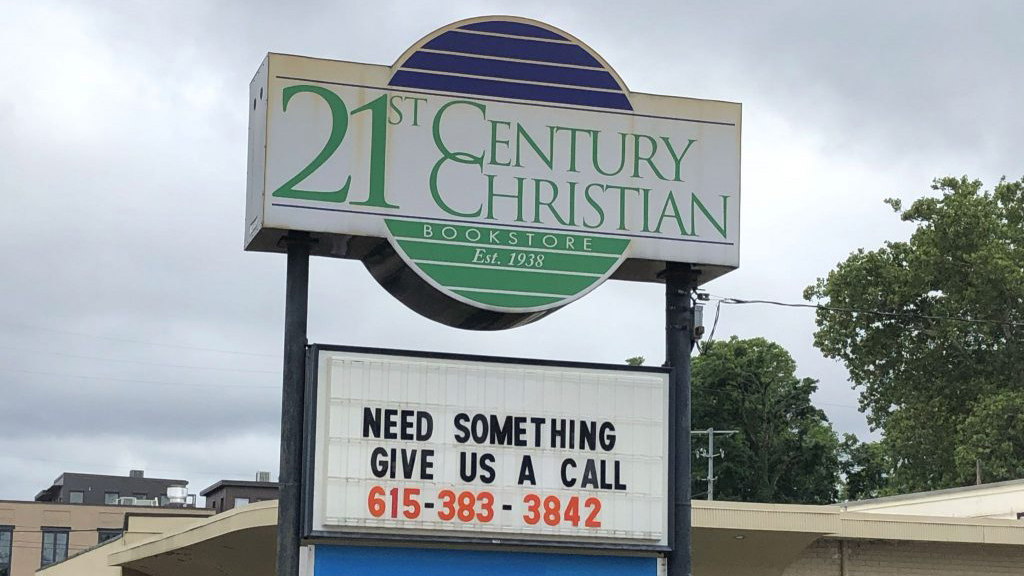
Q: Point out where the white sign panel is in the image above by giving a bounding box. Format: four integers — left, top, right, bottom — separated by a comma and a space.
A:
309, 347, 670, 548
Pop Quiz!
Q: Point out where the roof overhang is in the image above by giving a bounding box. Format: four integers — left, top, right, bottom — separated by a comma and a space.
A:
109, 501, 277, 576
99, 500, 1024, 576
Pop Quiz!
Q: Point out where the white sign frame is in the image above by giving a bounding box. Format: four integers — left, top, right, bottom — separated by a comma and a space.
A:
245, 16, 741, 329
303, 345, 673, 551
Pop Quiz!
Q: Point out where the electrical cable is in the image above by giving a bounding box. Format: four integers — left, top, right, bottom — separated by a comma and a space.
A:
0, 320, 280, 358
0, 345, 279, 374
705, 300, 722, 344
706, 295, 1024, 328
695, 383, 861, 410
0, 366, 278, 390
0, 454, 266, 480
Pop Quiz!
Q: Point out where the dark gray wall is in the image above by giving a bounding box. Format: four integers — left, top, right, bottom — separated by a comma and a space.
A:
40, 474, 186, 506
204, 483, 279, 513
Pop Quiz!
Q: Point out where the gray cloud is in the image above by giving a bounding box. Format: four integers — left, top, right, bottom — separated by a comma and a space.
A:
0, 0, 1020, 500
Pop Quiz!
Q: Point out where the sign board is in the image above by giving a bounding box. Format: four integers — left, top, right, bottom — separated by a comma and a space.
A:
246, 16, 741, 329
305, 346, 671, 550
305, 545, 662, 576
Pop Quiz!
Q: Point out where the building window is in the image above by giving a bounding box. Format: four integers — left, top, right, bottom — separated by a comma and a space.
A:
158, 495, 169, 506
0, 525, 12, 576
234, 497, 250, 507
69, 491, 84, 504
133, 493, 147, 500
97, 529, 122, 544
40, 528, 69, 567
104, 492, 119, 505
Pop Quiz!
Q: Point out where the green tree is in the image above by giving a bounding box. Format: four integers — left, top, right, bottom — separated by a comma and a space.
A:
692, 336, 841, 504
805, 176, 1024, 494
839, 434, 889, 500
625, 356, 646, 366
954, 391, 1024, 483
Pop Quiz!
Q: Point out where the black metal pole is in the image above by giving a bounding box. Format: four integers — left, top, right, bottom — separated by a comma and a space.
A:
665, 262, 698, 576
277, 231, 312, 576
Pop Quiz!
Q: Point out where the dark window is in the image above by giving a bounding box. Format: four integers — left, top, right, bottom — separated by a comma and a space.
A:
40, 528, 69, 567
104, 492, 119, 505
1017, 511, 1024, 520
69, 491, 84, 504
132, 493, 146, 500
0, 525, 12, 576
158, 495, 169, 506
97, 529, 122, 544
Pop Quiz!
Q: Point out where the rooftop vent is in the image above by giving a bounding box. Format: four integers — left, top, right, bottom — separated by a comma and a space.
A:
129, 469, 144, 478
167, 485, 188, 505
256, 471, 271, 483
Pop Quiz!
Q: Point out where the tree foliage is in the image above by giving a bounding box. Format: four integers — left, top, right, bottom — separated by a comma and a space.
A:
954, 390, 1024, 483
625, 356, 646, 366
691, 337, 841, 504
805, 176, 1024, 493
839, 434, 889, 500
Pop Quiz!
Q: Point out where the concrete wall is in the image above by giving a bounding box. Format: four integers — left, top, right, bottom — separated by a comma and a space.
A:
0, 501, 211, 576
782, 538, 1024, 576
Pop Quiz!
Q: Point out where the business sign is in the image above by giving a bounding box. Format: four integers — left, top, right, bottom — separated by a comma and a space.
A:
305, 346, 671, 550
305, 545, 661, 576
245, 16, 741, 329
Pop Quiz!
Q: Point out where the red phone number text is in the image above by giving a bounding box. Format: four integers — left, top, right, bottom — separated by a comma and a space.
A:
367, 486, 602, 527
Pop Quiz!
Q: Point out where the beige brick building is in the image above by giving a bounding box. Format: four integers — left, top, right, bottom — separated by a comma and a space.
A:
0, 500, 211, 576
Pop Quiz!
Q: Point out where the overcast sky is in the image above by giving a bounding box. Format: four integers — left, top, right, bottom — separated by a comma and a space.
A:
0, 0, 1021, 502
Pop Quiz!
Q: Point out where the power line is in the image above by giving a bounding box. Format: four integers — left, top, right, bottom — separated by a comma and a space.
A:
0, 345, 279, 375
691, 292, 1015, 413
707, 295, 1024, 328
14, 527, 135, 534
694, 300, 722, 355
10, 543, 94, 550
814, 401, 863, 410
0, 454, 263, 481
0, 320, 280, 358
705, 300, 722, 343
0, 366, 279, 391
694, 379, 861, 410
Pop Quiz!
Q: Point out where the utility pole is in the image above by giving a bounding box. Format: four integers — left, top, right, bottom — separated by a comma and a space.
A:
692, 428, 737, 501
664, 262, 699, 576
276, 231, 313, 576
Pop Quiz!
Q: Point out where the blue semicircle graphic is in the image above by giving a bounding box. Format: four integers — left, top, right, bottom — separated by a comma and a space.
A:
389, 18, 633, 111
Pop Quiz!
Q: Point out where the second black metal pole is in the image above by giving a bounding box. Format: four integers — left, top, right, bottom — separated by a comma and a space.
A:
277, 231, 312, 576
665, 262, 698, 576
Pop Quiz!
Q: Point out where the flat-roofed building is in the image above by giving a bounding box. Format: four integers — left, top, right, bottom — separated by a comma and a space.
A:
200, 478, 279, 514
34, 470, 187, 507
844, 477, 1024, 519
0, 499, 212, 576
35, 480, 1024, 576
